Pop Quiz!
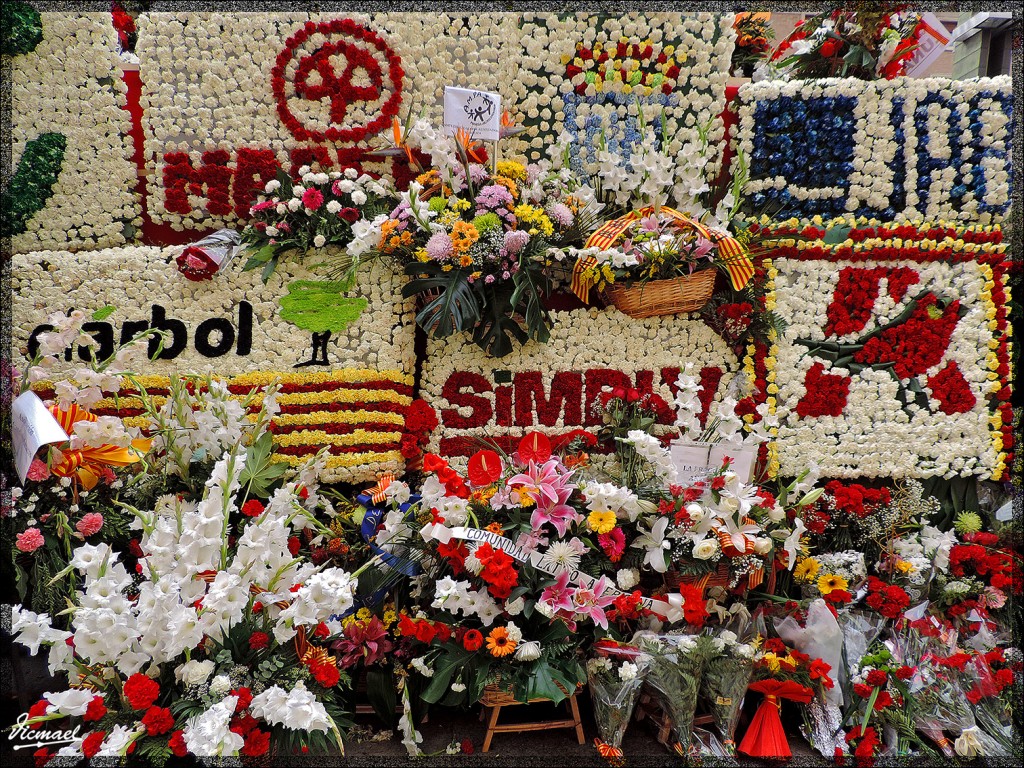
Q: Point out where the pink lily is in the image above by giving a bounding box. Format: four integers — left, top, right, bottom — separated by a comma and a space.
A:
539, 570, 574, 614
572, 576, 617, 630
507, 459, 574, 508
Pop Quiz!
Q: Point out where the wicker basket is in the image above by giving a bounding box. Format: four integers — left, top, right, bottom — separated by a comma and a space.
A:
665, 559, 777, 596
603, 268, 716, 319
480, 678, 581, 707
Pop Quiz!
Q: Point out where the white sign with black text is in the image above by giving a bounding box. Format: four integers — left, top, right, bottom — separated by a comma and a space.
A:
443, 87, 501, 142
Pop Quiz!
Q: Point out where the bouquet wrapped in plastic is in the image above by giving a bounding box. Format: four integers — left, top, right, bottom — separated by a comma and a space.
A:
700, 631, 756, 752
176, 228, 242, 281
635, 632, 710, 755
775, 599, 846, 757
586, 640, 652, 762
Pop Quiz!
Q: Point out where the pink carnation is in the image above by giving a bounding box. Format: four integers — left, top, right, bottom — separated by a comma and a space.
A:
302, 188, 324, 211
26, 459, 50, 482
16, 528, 45, 553
76, 513, 104, 538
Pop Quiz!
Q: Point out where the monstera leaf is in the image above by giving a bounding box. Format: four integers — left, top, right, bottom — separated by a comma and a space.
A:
403, 261, 481, 339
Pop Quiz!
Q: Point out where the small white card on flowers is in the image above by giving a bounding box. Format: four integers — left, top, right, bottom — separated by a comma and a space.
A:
12, 392, 68, 484
443, 87, 501, 142
669, 440, 757, 485
904, 12, 951, 77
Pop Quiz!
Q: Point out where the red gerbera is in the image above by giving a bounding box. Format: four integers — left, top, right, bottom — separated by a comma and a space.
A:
463, 629, 484, 652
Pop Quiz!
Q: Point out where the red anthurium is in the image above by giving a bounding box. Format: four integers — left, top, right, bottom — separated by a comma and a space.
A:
467, 450, 503, 486
517, 432, 552, 463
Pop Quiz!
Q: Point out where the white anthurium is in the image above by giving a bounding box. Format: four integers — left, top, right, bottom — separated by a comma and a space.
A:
632, 516, 672, 574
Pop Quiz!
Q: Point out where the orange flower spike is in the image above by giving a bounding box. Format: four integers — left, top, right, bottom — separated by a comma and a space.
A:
392, 115, 415, 165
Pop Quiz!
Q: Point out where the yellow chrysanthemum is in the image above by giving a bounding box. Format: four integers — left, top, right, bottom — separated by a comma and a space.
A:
588, 509, 617, 534
496, 160, 527, 181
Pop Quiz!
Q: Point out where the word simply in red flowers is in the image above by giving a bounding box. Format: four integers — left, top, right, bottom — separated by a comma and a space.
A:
434, 366, 725, 457
160, 19, 408, 218
795, 267, 971, 418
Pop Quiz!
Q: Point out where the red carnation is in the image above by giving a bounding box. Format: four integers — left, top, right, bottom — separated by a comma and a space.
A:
26, 699, 50, 728
142, 706, 175, 736
463, 629, 484, 652
288, 536, 301, 556
83, 695, 107, 723
240, 499, 265, 518
82, 731, 105, 760
232, 687, 253, 712
123, 673, 161, 710
865, 669, 888, 687
249, 631, 270, 651
895, 666, 915, 681
820, 39, 840, 57
310, 660, 340, 688
241, 728, 271, 757
168, 730, 188, 757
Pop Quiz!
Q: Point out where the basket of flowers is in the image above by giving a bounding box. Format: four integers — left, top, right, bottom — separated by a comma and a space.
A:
569, 206, 750, 318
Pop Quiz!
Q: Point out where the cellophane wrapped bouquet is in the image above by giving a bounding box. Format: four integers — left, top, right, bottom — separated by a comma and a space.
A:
586, 640, 652, 759
634, 632, 713, 755
699, 629, 757, 753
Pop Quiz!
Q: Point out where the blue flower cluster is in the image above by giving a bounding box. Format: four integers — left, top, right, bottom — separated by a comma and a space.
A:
561, 91, 679, 174
749, 95, 856, 218
742, 84, 1013, 222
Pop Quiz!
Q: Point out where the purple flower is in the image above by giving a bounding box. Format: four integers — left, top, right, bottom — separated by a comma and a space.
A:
548, 203, 573, 228
475, 184, 514, 213
426, 232, 454, 261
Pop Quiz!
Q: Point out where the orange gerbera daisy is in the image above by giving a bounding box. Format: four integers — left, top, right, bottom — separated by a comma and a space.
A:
485, 522, 504, 535
485, 627, 516, 657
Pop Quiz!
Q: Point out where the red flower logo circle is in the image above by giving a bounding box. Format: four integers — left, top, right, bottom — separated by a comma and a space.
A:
272, 19, 403, 144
